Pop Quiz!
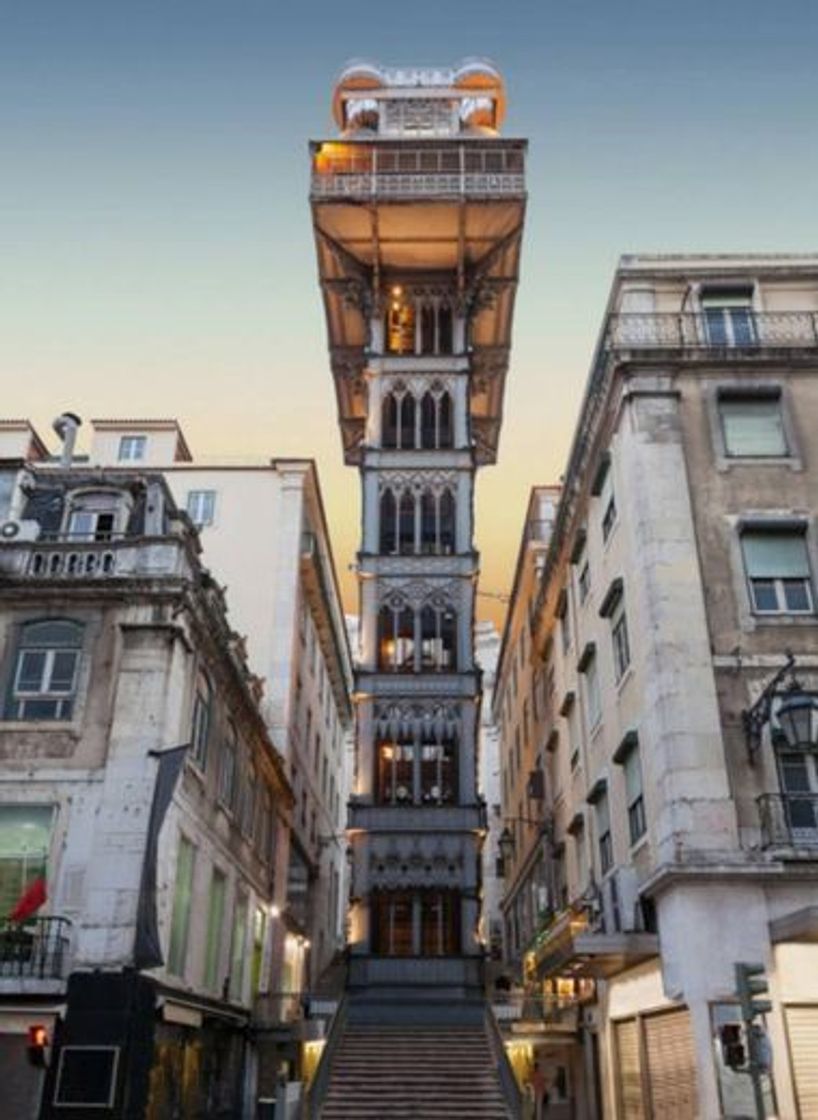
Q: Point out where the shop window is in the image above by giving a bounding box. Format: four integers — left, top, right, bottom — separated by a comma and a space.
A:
0, 805, 52, 917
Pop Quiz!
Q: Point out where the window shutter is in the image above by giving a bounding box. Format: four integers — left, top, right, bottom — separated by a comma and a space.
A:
643, 1008, 698, 1119
614, 1018, 645, 1120
786, 1005, 818, 1119
742, 531, 810, 578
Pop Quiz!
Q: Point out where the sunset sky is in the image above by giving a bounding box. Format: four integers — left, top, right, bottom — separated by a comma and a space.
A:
2, 0, 817, 632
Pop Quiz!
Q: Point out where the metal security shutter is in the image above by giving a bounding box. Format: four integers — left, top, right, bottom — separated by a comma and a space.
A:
614, 1018, 645, 1120
787, 1005, 818, 1119
644, 1008, 698, 1119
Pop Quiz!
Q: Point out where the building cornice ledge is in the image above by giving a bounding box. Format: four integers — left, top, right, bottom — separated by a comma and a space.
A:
640, 853, 818, 896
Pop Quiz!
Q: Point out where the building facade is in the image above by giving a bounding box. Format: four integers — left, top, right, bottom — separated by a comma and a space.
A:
0, 443, 293, 1119
500, 255, 818, 1119
310, 59, 526, 1004
83, 419, 354, 990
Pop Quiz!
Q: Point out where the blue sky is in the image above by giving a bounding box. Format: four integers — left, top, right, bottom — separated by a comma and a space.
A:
2, 0, 817, 621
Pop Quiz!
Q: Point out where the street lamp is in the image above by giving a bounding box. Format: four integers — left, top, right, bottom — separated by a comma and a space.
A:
775, 688, 818, 750
742, 652, 818, 759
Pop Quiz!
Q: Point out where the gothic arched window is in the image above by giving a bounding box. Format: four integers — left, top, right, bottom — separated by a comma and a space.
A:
399, 392, 417, 450
438, 391, 454, 448
379, 489, 397, 553
439, 489, 456, 554
397, 491, 415, 555
382, 394, 399, 449
419, 490, 437, 554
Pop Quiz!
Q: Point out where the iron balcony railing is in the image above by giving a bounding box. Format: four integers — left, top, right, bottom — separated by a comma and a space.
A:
606, 311, 818, 352
0, 916, 71, 980
311, 143, 526, 200
758, 793, 818, 849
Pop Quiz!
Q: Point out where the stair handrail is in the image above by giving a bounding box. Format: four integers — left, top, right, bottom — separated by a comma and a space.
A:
304, 993, 348, 1120
485, 1001, 523, 1119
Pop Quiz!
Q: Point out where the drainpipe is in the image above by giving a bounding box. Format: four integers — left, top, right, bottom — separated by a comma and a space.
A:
52, 412, 82, 467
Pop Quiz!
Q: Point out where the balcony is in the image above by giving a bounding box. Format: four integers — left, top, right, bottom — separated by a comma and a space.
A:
758, 793, 818, 850
527, 904, 658, 981
0, 533, 192, 582
348, 802, 486, 833
0, 917, 71, 982
606, 311, 818, 354
310, 142, 526, 201
491, 992, 583, 1043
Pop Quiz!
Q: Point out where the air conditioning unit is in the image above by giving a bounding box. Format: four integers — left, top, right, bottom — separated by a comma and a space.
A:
0, 519, 41, 542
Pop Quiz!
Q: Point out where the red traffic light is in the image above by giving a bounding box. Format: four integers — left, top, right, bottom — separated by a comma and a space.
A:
26, 1024, 49, 1067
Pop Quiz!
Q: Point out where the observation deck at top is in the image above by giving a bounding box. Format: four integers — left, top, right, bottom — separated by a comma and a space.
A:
310, 60, 527, 466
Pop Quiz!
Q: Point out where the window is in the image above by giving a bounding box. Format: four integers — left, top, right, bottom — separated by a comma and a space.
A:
778, 751, 818, 838
596, 793, 613, 875
202, 868, 226, 992
623, 749, 646, 844
190, 674, 212, 770
611, 606, 631, 682
578, 562, 591, 604
229, 894, 248, 1001
167, 836, 196, 976
741, 529, 814, 614
582, 652, 602, 729
117, 435, 146, 462
0, 805, 52, 916
7, 619, 83, 721
218, 729, 238, 809
701, 288, 756, 346
67, 492, 122, 541
419, 606, 457, 671
187, 490, 216, 527
719, 392, 788, 458
561, 605, 572, 656
602, 494, 617, 542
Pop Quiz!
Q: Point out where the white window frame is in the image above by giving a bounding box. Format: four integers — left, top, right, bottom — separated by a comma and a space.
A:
117, 435, 146, 462
186, 490, 216, 527
8, 621, 83, 721
611, 605, 631, 683
741, 526, 815, 616
718, 391, 788, 459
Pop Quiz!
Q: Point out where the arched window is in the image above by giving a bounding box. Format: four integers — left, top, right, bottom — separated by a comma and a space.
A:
439, 489, 456, 555
399, 393, 417, 450
420, 725, 457, 805
438, 392, 454, 448
67, 490, 125, 541
376, 737, 415, 805
7, 619, 84, 720
379, 490, 397, 553
378, 605, 415, 672
419, 490, 437, 554
438, 305, 453, 354
420, 392, 437, 450
382, 395, 398, 449
420, 606, 458, 672
397, 491, 415, 555
420, 305, 435, 355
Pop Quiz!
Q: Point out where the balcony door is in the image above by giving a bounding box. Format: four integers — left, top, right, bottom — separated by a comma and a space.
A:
779, 751, 818, 844
701, 289, 756, 346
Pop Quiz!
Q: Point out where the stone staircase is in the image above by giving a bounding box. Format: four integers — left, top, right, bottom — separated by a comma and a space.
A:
319, 1024, 513, 1119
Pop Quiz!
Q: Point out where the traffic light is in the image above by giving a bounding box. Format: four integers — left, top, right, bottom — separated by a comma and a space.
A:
719, 1023, 746, 1070
735, 962, 772, 1023
26, 1024, 49, 1068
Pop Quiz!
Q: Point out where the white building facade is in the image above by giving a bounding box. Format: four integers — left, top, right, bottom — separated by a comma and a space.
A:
83, 420, 354, 990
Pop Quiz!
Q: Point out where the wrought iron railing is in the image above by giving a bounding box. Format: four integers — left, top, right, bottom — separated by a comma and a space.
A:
606, 311, 818, 351
0, 916, 71, 979
758, 793, 818, 848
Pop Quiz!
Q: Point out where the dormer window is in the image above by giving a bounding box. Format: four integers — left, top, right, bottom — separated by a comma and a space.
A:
118, 435, 146, 462
66, 491, 125, 541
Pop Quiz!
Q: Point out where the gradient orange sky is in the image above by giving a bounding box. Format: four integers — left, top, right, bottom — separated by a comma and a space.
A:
3, 1, 816, 633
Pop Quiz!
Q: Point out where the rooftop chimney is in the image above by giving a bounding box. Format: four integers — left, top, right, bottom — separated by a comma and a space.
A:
52, 412, 82, 467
